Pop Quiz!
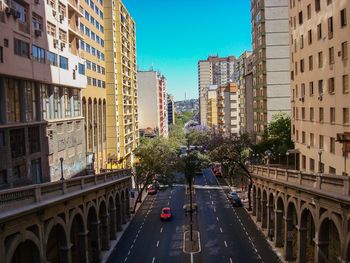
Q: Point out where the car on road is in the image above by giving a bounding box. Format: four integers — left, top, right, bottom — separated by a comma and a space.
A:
147, 186, 157, 195
160, 207, 172, 220
228, 191, 243, 207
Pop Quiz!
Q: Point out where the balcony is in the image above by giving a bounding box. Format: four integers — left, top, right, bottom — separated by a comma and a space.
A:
68, 0, 83, 16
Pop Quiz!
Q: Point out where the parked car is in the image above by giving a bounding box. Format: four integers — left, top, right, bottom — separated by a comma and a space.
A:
228, 191, 243, 207
160, 207, 172, 220
147, 186, 157, 195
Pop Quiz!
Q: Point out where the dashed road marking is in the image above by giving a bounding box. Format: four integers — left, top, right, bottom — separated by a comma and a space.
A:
160, 227, 163, 233
128, 250, 131, 255
224, 240, 228, 247
156, 240, 159, 247
124, 257, 128, 262
152, 256, 155, 263
230, 257, 233, 263
220, 227, 223, 233
216, 217, 219, 222
211, 201, 214, 205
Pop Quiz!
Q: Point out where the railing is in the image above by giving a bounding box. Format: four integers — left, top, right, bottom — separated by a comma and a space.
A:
0, 169, 130, 211
251, 165, 350, 197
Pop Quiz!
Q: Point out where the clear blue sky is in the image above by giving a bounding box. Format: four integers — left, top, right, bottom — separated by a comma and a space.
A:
123, 0, 252, 101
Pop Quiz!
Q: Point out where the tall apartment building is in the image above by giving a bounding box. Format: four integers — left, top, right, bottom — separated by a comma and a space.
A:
167, 94, 175, 126
0, 0, 87, 187
244, 54, 254, 134
235, 51, 254, 134
104, 0, 138, 168
217, 83, 240, 135
198, 55, 235, 126
251, 0, 291, 138
80, 0, 107, 173
138, 70, 168, 138
207, 85, 218, 130
290, 0, 350, 175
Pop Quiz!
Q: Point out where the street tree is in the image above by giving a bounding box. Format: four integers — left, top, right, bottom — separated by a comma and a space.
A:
132, 137, 178, 212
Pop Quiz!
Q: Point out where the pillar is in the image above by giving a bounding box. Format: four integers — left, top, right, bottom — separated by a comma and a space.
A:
101, 214, 110, 250
256, 196, 261, 222
315, 240, 328, 263
297, 227, 307, 263
252, 193, 256, 216
78, 231, 89, 263
116, 204, 123, 231
89, 221, 101, 263
275, 210, 284, 247
109, 208, 117, 240
284, 218, 294, 261
267, 204, 274, 239
121, 201, 126, 224
58, 246, 71, 263
261, 199, 267, 228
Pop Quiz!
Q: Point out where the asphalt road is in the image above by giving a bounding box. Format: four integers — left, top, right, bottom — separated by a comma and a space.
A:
107, 169, 280, 263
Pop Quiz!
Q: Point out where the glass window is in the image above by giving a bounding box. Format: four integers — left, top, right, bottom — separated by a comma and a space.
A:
341, 9, 347, 27
342, 41, 348, 60
10, 128, 25, 158
78, 63, 85, 75
59, 55, 68, 70
328, 16, 333, 39
64, 88, 71, 117
31, 45, 45, 63
32, 12, 43, 30
12, 0, 27, 23
343, 108, 349, 124
53, 86, 61, 119
330, 137, 335, 153
25, 81, 37, 121
329, 47, 334, 64
328, 78, 335, 94
14, 38, 29, 58
47, 22, 56, 37
40, 84, 50, 119
86, 60, 91, 69
6, 79, 20, 123
330, 107, 335, 123
47, 51, 58, 66
343, 75, 349, 93
73, 89, 80, 117
28, 126, 40, 153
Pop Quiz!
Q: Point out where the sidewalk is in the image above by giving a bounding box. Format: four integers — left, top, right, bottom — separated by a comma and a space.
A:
101, 190, 148, 263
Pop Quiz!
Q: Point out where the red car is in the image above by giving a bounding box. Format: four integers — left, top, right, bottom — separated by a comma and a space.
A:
160, 207, 172, 220
147, 186, 157, 195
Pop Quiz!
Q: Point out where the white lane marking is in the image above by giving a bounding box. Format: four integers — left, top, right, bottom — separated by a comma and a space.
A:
190, 253, 194, 263
220, 227, 223, 233
156, 240, 159, 247
128, 250, 131, 255
160, 227, 163, 233
216, 217, 219, 222
124, 257, 128, 262
224, 240, 228, 247
167, 201, 170, 205
230, 257, 233, 263
214, 207, 216, 212
211, 201, 214, 205
131, 244, 134, 249
152, 257, 155, 263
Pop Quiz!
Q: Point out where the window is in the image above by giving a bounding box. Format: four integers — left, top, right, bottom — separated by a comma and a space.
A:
92, 78, 97, 86
64, 88, 71, 117
343, 108, 349, 124
318, 79, 323, 95
301, 107, 305, 120
47, 51, 58, 66
87, 77, 91, 85
343, 75, 349, 93
300, 59, 304, 72
92, 62, 96, 71
328, 17, 333, 39
299, 11, 303, 24
308, 30, 312, 45
72, 89, 80, 116
59, 55, 68, 69
319, 107, 324, 122
53, 86, 61, 119
59, 29, 67, 43
307, 4, 311, 19
319, 135, 324, 149
302, 131, 306, 144
58, 2, 66, 18
78, 63, 85, 75
0, 170, 8, 186
302, 155, 306, 170
47, 0, 55, 8
14, 38, 29, 58
6, 79, 20, 123
330, 137, 335, 154
330, 107, 335, 123
28, 126, 40, 153
300, 35, 304, 49
310, 133, 314, 147
315, 0, 320, 12
341, 9, 347, 27
309, 81, 314, 96
342, 41, 348, 60
309, 55, 313, 70
310, 158, 315, 172
0, 130, 4, 147
85, 43, 90, 53
328, 78, 335, 94
317, 23, 322, 39
10, 128, 25, 158
329, 167, 336, 175
40, 84, 50, 120
310, 107, 314, 121
329, 47, 334, 64
301, 83, 306, 97
47, 22, 56, 37
12, 0, 27, 23
327, 0, 332, 5
86, 60, 91, 69
318, 51, 323, 67
32, 13, 43, 30
0, 46, 3, 63
31, 45, 45, 63
25, 82, 36, 121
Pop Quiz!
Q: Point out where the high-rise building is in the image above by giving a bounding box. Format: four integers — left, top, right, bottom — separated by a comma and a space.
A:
251, 0, 291, 139
207, 85, 218, 130
290, 0, 350, 175
167, 94, 175, 126
198, 55, 235, 126
243, 54, 254, 134
80, 0, 107, 173
217, 83, 240, 135
138, 70, 168, 138
0, 0, 87, 187
105, 0, 139, 168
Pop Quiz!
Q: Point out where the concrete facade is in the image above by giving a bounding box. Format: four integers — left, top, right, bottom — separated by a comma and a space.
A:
0, 0, 87, 188
207, 85, 218, 130
167, 94, 175, 126
290, 0, 350, 176
251, 0, 291, 139
198, 56, 235, 126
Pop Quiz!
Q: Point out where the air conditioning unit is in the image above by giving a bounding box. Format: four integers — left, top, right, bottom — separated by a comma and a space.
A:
60, 42, 65, 50
52, 10, 56, 17
34, 0, 39, 4
338, 51, 342, 57
299, 97, 305, 102
53, 39, 58, 48
34, 29, 42, 37
59, 14, 64, 22
318, 95, 323, 101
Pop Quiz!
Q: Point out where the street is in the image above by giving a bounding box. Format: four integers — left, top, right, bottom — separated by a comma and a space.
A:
107, 169, 280, 263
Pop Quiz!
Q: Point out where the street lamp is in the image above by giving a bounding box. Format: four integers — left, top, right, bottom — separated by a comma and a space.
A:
60, 157, 64, 180
278, 153, 281, 165
286, 152, 290, 169
318, 150, 323, 174
336, 133, 350, 176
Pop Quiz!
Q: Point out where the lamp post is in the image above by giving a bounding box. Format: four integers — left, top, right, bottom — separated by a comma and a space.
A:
336, 133, 350, 176
286, 152, 290, 169
318, 150, 323, 174
60, 157, 64, 180
278, 153, 281, 165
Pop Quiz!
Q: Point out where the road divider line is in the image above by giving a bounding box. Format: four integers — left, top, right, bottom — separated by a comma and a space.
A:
160, 227, 163, 233
216, 217, 219, 222
124, 257, 127, 262
230, 257, 233, 263
128, 250, 130, 255
224, 240, 228, 247
152, 256, 155, 263
220, 227, 223, 233
156, 240, 159, 247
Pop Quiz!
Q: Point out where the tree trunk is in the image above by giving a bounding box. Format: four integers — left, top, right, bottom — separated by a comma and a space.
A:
238, 163, 253, 211
132, 184, 146, 213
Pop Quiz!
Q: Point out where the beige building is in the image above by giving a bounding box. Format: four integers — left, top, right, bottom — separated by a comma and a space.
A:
251, 0, 291, 139
290, 0, 350, 175
137, 70, 168, 137
198, 55, 235, 126
207, 85, 218, 130
217, 83, 240, 135
0, 0, 87, 187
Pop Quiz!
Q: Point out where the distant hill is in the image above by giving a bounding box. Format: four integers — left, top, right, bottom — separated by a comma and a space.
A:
174, 99, 199, 113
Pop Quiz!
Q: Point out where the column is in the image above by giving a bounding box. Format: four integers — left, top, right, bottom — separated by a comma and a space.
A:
284, 218, 294, 261
89, 221, 101, 263
121, 201, 126, 224
116, 204, 123, 231
58, 246, 71, 263
109, 208, 117, 240
297, 227, 307, 263
261, 199, 267, 228
256, 196, 261, 221
252, 193, 256, 216
267, 204, 274, 239
315, 239, 328, 263
101, 214, 110, 250
275, 210, 284, 247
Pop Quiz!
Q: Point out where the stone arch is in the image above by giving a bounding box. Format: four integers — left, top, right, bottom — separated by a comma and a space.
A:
261, 189, 268, 228
267, 192, 275, 240
115, 192, 122, 232
99, 199, 110, 250
87, 204, 100, 263
299, 205, 316, 263
317, 214, 342, 263
345, 231, 350, 262
108, 195, 117, 240
252, 184, 257, 216
44, 216, 67, 245
70, 211, 87, 263
6, 231, 41, 263
256, 187, 262, 222
285, 200, 298, 261
68, 207, 86, 234
46, 223, 69, 263
275, 195, 285, 248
